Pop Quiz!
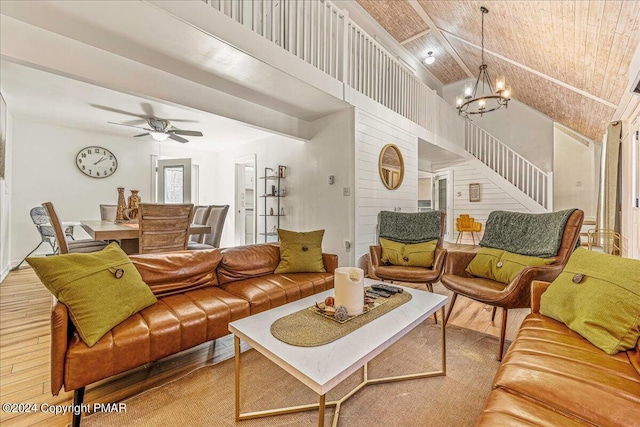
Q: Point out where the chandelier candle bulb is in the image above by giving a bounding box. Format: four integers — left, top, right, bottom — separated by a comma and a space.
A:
496, 76, 505, 91
333, 267, 365, 316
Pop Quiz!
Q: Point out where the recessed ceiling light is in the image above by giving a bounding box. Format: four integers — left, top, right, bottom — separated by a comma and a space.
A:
424, 51, 435, 65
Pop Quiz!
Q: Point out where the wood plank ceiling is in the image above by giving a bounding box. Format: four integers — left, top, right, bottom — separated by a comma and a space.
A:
356, 0, 640, 141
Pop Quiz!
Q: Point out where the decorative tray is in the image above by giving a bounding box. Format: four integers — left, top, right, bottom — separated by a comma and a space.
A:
309, 291, 391, 324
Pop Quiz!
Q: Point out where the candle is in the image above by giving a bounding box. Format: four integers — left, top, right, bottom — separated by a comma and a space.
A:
334, 267, 365, 316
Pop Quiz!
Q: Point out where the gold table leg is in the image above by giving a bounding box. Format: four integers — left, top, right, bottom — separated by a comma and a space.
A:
234, 308, 447, 426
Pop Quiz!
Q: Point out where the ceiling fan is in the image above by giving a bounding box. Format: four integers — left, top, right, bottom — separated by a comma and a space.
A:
108, 118, 203, 143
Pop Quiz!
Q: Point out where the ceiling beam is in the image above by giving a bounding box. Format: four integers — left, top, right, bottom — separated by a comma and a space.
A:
400, 29, 431, 45
407, 0, 473, 78
441, 29, 618, 110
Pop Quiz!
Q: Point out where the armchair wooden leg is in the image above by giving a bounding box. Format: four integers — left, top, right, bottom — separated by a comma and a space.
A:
491, 306, 497, 322
497, 308, 508, 362
444, 293, 458, 326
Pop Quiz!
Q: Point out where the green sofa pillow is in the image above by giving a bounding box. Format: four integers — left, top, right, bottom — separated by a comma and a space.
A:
540, 248, 640, 355
380, 238, 437, 268
467, 247, 554, 284
27, 243, 157, 347
274, 229, 326, 273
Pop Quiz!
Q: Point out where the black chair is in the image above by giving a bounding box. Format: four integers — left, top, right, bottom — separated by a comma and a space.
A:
12, 207, 77, 269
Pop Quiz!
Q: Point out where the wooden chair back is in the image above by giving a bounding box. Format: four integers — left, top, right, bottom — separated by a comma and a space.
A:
138, 203, 194, 254
42, 202, 70, 254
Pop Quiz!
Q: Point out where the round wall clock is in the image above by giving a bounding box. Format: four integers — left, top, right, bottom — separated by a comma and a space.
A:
75, 146, 118, 178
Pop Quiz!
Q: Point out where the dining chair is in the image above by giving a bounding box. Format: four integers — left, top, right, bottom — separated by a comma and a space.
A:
188, 205, 229, 250
138, 203, 194, 254
99, 204, 118, 222
189, 205, 212, 243
42, 202, 109, 254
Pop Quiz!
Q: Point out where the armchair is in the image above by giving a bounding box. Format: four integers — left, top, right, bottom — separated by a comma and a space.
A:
369, 211, 447, 322
441, 209, 584, 360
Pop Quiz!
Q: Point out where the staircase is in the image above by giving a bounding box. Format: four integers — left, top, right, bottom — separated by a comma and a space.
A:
465, 120, 552, 210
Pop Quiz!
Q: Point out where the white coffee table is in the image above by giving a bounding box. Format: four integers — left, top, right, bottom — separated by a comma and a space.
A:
228, 278, 448, 427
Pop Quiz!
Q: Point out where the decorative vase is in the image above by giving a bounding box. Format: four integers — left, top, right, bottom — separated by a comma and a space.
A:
334, 267, 365, 316
128, 190, 141, 210
116, 187, 126, 222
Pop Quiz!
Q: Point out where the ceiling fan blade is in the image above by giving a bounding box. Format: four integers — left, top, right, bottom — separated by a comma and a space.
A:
92, 104, 148, 119
108, 122, 151, 131
168, 134, 189, 143
134, 133, 150, 137
168, 130, 203, 137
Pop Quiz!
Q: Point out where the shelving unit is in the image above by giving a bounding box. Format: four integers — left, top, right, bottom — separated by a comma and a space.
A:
259, 166, 286, 242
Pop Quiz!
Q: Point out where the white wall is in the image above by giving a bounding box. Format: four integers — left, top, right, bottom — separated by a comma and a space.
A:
0, 94, 12, 280
441, 161, 536, 245
443, 80, 554, 172
10, 119, 220, 266
553, 127, 597, 220
213, 109, 355, 266
355, 109, 418, 260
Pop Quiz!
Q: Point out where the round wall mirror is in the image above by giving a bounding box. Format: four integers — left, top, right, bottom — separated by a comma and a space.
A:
378, 144, 405, 190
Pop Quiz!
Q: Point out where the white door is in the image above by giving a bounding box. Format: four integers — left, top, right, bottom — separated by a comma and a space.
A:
234, 155, 256, 245
157, 158, 192, 204
433, 170, 453, 242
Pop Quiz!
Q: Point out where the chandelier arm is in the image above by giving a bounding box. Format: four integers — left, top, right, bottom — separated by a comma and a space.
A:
482, 66, 496, 94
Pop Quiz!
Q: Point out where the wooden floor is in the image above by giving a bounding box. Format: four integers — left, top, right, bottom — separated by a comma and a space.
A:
0, 243, 528, 426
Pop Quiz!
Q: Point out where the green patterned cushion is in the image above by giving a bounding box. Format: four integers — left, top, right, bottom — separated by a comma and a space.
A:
380, 238, 437, 268
480, 209, 576, 257
26, 243, 157, 347
466, 247, 554, 284
274, 229, 326, 273
540, 249, 640, 354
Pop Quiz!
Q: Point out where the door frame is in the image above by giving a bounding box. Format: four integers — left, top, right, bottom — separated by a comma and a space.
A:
433, 169, 454, 242
234, 154, 257, 245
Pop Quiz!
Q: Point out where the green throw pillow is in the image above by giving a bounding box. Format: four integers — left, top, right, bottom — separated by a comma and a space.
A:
274, 229, 326, 273
466, 247, 554, 284
27, 243, 157, 347
540, 248, 640, 355
380, 238, 437, 268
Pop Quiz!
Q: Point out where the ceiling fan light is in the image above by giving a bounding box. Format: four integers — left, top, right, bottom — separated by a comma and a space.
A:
424, 51, 435, 65
150, 131, 169, 142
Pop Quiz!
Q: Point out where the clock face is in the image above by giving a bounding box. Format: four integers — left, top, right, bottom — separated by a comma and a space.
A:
76, 146, 118, 179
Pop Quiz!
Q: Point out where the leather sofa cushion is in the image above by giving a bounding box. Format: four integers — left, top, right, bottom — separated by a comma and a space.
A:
130, 249, 222, 297
492, 314, 640, 426
220, 273, 333, 314
63, 286, 249, 391
217, 244, 280, 284
476, 388, 591, 426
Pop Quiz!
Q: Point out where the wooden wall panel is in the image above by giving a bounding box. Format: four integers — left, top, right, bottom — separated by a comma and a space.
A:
448, 37, 614, 141
417, 0, 640, 105
356, 0, 430, 43
404, 33, 467, 84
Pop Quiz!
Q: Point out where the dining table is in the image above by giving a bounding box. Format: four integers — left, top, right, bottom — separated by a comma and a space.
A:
80, 220, 211, 255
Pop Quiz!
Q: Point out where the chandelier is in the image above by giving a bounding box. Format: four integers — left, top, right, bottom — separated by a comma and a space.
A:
456, 6, 511, 116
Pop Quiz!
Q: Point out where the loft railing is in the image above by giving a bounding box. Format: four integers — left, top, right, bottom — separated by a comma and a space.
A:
202, 0, 463, 146
203, 0, 544, 207
465, 120, 551, 208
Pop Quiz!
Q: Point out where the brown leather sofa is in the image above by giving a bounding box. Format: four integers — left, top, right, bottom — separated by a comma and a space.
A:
476, 281, 640, 426
50, 244, 337, 426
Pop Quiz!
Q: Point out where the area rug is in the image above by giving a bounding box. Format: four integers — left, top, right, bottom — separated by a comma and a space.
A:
85, 323, 501, 427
